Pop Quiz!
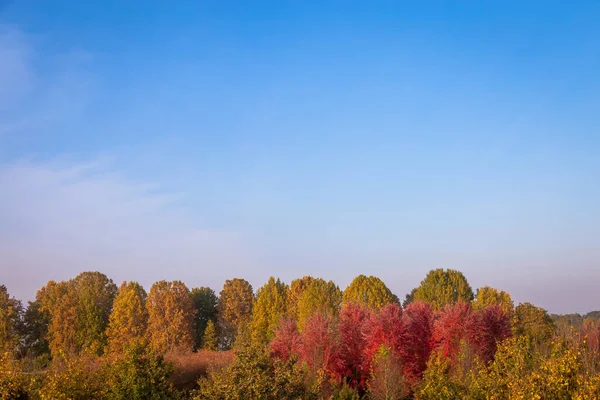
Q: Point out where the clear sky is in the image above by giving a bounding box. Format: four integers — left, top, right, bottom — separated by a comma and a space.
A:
0, 1, 598, 314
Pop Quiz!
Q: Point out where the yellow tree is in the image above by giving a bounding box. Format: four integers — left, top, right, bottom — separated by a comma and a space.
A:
217, 278, 254, 349
250, 277, 288, 345
40, 272, 117, 358
473, 286, 514, 313
106, 281, 149, 353
343, 275, 398, 310
287, 276, 315, 320
297, 278, 342, 331
147, 280, 195, 354
412, 269, 474, 311
0, 285, 23, 357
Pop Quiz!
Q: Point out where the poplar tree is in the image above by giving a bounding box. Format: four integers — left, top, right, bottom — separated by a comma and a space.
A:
147, 280, 195, 354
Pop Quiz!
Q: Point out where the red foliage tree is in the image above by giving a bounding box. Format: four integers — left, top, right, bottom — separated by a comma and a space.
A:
362, 303, 405, 375
467, 304, 512, 363
433, 301, 473, 363
299, 312, 341, 377
270, 317, 301, 360
402, 301, 434, 386
336, 302, 372, 389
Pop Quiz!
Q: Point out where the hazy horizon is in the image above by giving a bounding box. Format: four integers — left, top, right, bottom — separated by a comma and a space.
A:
1, 1, 599, 314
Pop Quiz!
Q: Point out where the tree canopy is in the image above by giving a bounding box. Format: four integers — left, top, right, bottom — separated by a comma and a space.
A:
343, 275, 398, 310
147, 280, 195, 354
250, 277, 288, 345
106, 281, 148, 353
217, 278, 254, 349
411, 268, 474, 311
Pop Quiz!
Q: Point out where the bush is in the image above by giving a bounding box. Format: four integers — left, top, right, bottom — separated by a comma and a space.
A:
103, 344, 179, 400
36, 356, 107, 400
0, 353, 29, 400
195, 345, 316, 400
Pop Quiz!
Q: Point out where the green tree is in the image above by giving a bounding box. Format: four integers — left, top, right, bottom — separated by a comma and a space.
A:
191, 287, 218, 350
21, 299, 50, 359
250, 277, 289, 345
287, 276, 315, 320
147, 280, 195, 354
472, 286, 514, 313
217, 278, 254, 349
412, 269, 474, 311
0, 285, 23, 357
202, 320, 218, 351
297, 278, 342, 331
343, 275, 398, 310
513, 302, 555, 344
106, 281, 149, 353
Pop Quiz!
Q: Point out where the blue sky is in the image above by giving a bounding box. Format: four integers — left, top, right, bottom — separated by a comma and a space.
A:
0, 1, 598, 313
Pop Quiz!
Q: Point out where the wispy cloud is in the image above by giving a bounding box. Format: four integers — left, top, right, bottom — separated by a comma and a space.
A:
0, 158, 255, 301
0, 24, 94, 138
0, 25, 256, 300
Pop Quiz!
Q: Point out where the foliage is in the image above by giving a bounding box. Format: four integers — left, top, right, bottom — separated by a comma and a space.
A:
42, 272, 118, 358
473, 286, 514, 313
147, 280, 195, 354
297, 278, 342, 331
342, 275, 398, 311
270, 318, 301, 361
336, 302, 371, 390
0, 352, 29, 400
190, 287, 218, 351
202, 320, 218, 351
368, 345, 407, 400
433, 302, 472, 363
287, 276, 316, 320
513, 302, 555, 344
466, 304, 512, 363
103, 343, 179, 400
250, 277, 288, 345
106, 281, 148, 354
21, 299, 50, 359
298, 312, 340, 381
0, 286, 23, 357
36, 356, 107, 400
217, 278, 254, 349
195, 345, 316, 400
412, 268, 474, 311
402, 301, 434, 387
415, 350, 464, 400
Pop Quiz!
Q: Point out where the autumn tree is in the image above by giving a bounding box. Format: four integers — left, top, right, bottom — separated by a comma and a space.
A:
147, 280, 195, 354
191, 287, 218, 350
298, 312, 340, 382
337, 302, 372, 389
202, 320, 218, 351
473, 286, 514, 313
512, 302, 555, 344
41, 272, 117, 358
297, 278, 342, 331
402, 301, 434, 386
0, 285, 23, 357
342, 275, 398, 310
466, 304, 512, 363
217, 278, 254, 349
106, 281, 149, 353
250, 277, 288, 345
433, 302, 473, 364
287, 276, 316, 320
363, 303, 405, 373
412, 268, 474, 311
71, 272, 118, 355
270, 318, 301, 361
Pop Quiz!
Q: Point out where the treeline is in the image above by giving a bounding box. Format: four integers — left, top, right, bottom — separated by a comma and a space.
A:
0, 269, 599, 399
